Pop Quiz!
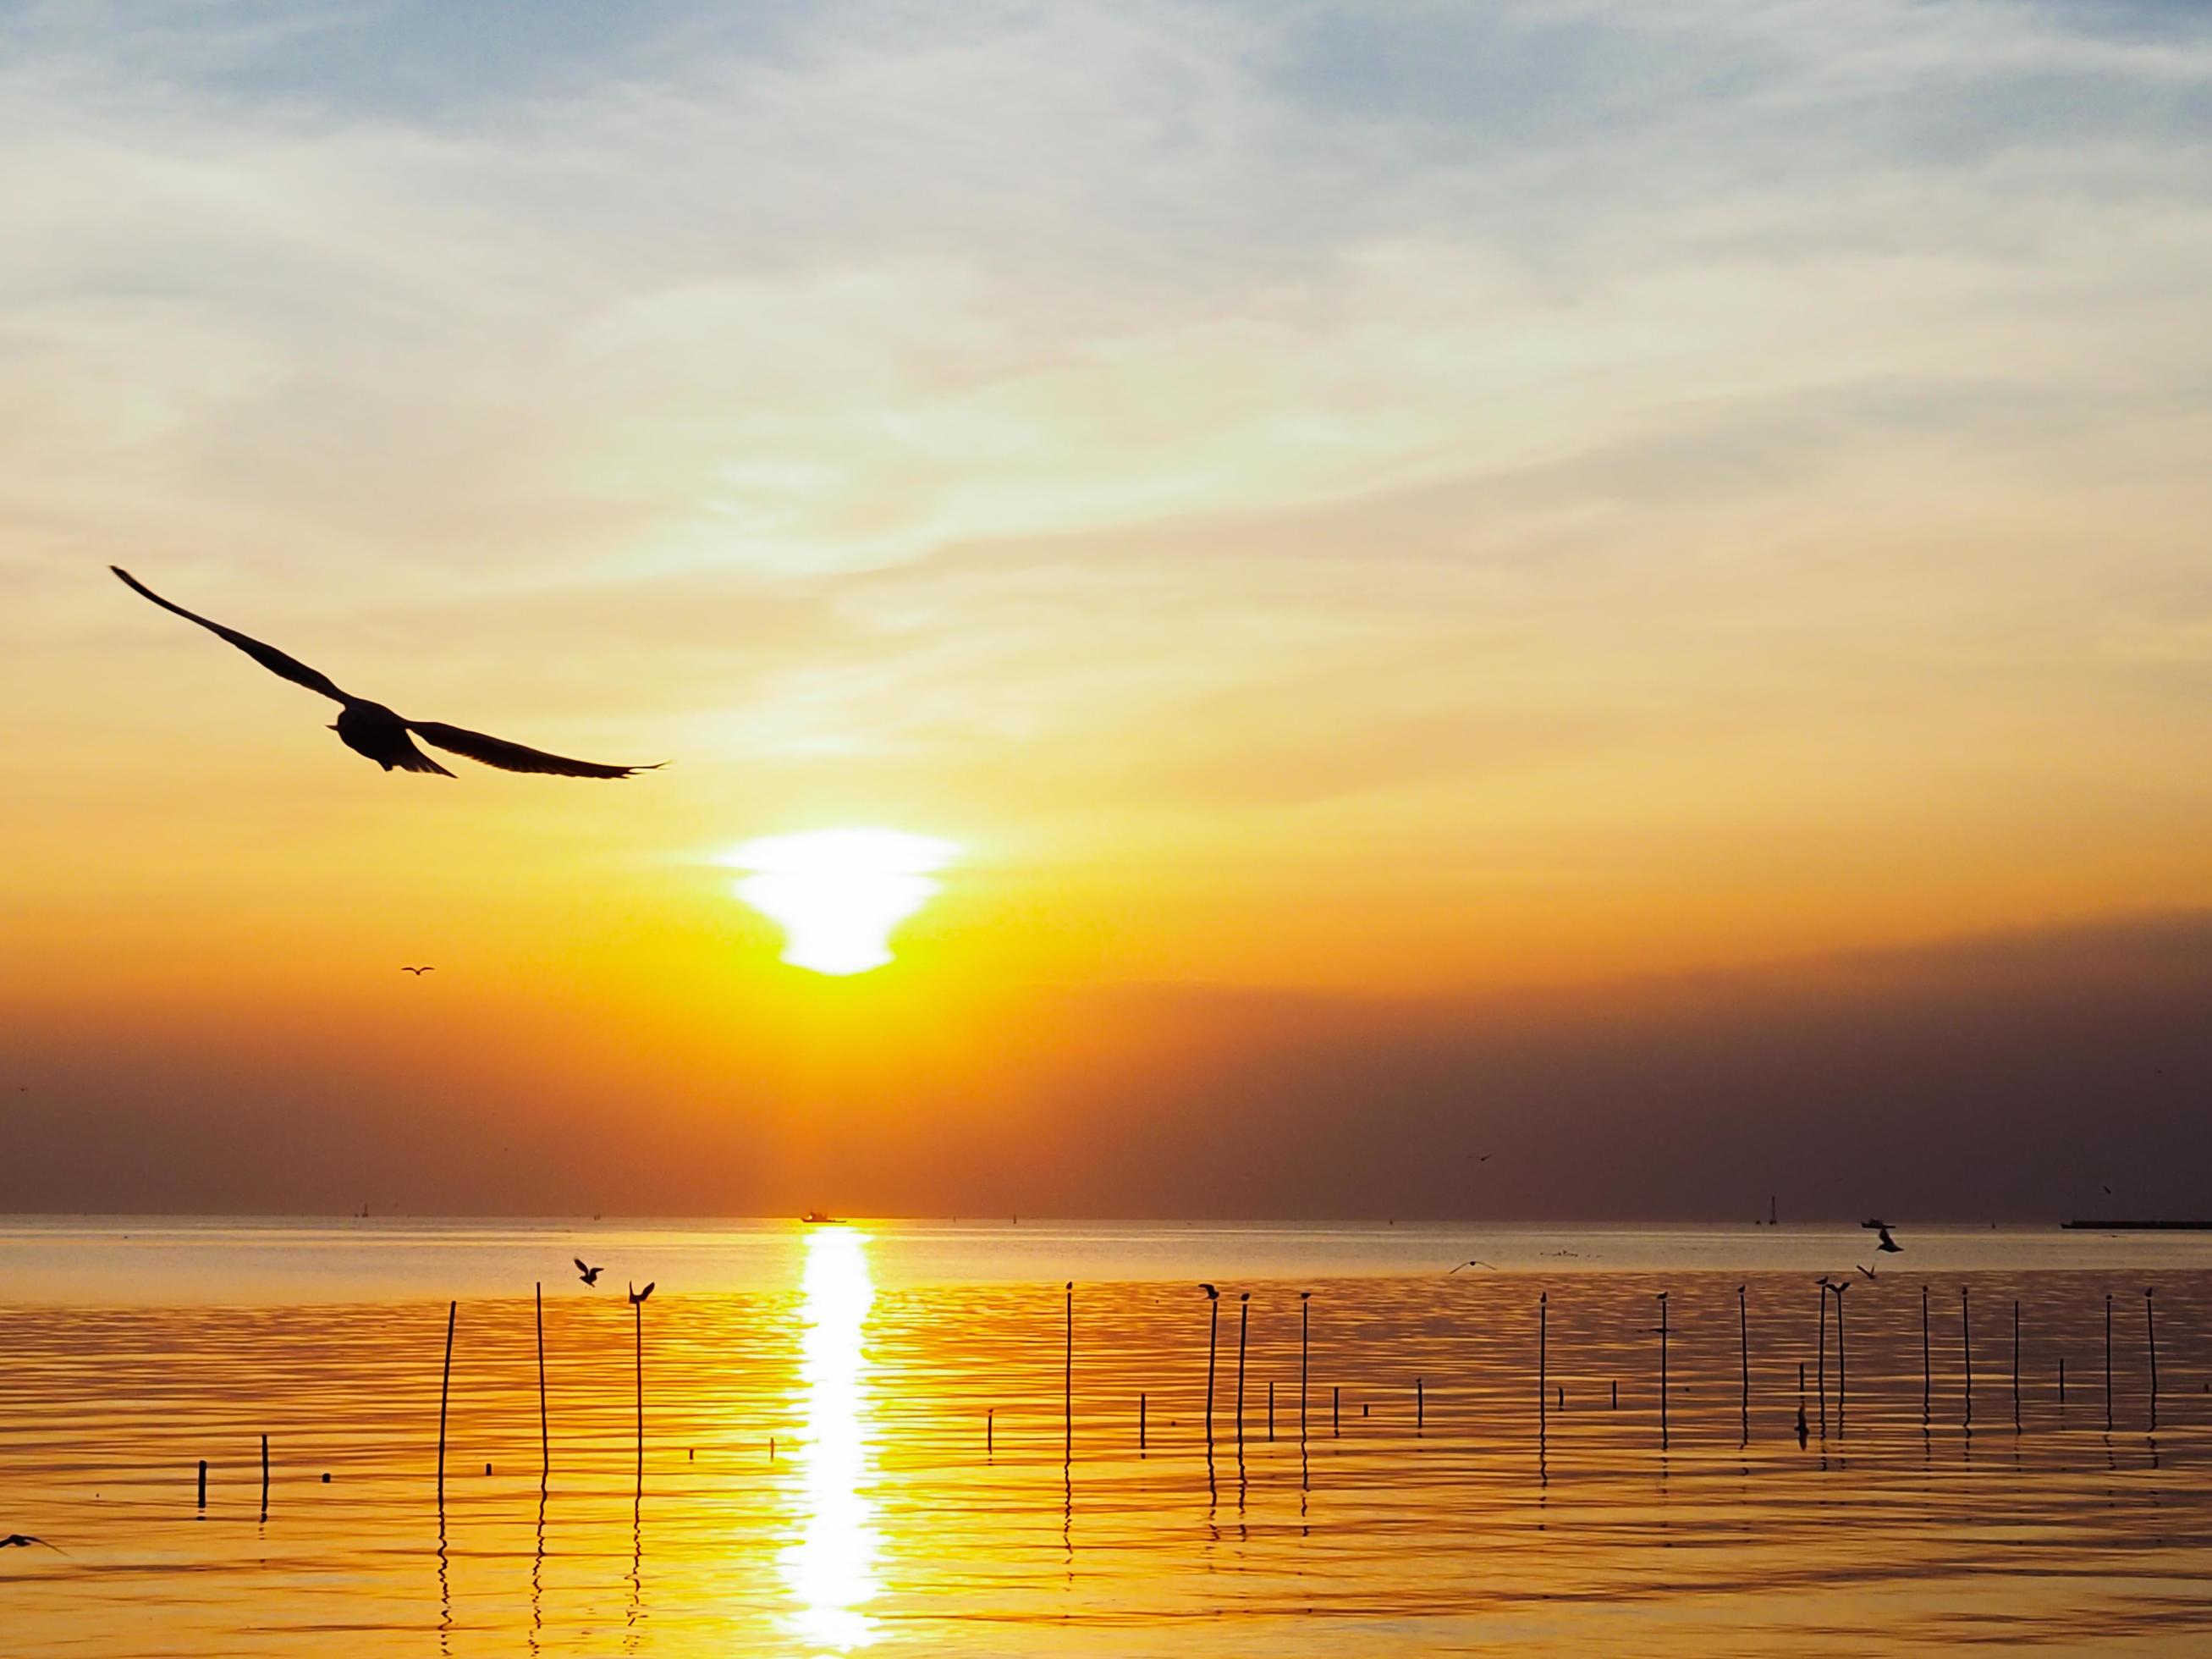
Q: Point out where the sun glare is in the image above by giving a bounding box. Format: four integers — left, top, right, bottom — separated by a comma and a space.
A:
727, 829, 958, 975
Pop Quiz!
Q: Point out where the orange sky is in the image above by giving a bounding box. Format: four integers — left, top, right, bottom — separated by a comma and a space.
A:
7, 1, 2212, 1215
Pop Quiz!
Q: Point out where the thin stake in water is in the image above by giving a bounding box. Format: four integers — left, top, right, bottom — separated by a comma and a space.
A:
437, 1300, 456, 1501
2011, 1300, 2022, 1432
1962, 1287, 1973, 1431
261, 1434, 269, 1523
1920, 1285, 1931, 1425
536, 1281, 548, 1486
2105, 1292, 2114, 1434
1300, 1292, 1311, 1444
1738, 1284, 1750, 1446
1538, 1292, 1549, 1447
1658, 1292, 1670, 1450
1235, 1292, 1250, 1451
1064, 1281, 1073, 1467
2145, 1287, 2158, 1433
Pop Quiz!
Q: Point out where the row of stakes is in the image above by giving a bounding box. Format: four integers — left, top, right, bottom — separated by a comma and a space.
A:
193, 1281, 2171, 1508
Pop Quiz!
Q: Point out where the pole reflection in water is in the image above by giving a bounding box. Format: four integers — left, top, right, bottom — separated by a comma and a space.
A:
782, 1227, 882, 1652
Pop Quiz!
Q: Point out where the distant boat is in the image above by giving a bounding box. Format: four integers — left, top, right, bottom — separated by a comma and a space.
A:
801, 1210, 846, 1226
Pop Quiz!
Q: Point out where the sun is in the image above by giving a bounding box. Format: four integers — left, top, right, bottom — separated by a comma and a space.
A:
724, 829, 959, 975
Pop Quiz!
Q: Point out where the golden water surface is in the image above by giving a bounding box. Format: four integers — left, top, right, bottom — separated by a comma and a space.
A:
3, 1225, 2210, 1656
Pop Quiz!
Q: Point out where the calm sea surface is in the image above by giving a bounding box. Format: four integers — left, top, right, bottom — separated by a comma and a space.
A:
3, 1219, 2209, 1656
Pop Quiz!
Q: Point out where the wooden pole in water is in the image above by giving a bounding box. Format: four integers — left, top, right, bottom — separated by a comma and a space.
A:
1921, 1285, 1931, 1425
1738, 1284, 1750, 1441
197, 1458, 206, 1510
1333, 1385, 1340, 1436
986, 1407, 993, 1457
437, 1299, 456, 1501
1140, 1392, 1147, 1452
1064, 1282, 1073, 1466
2105, 1292, 2113, 1434
1816, 1281, 1828, 1436
1961, 1287, 1973, 1430
1538, 1292, 1549, 1442
1658, 1292, 1670, 1449
1832, 1283, 1846, 1431
1235, 1292, 1249, 1450
1204, 1288, 1219, 1449
536, 1281, 548, 1486
1300, 1292, 1310, 1443
261, 1434, 269, 1519
2011, 1300, 2021, 1431
1416, 1376, 1424, 1431
2059, 1356, 2066, 1409
1268, 1381, 1275, 1441
2145, 1287, 2158, 1432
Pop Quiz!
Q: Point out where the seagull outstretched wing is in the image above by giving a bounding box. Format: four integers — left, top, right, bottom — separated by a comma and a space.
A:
406, 721, 660, 780
111, 567, 349, 703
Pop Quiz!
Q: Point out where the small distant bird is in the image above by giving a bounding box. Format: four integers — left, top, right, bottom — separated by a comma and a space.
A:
1450, 1259, 1499, 1273
575, 1259, 602, 1287
1, 1534, 63, 1552
400, 966, 434, 976
1466, 1152, 1492, 1162
1876, 1225, 1901, 1254
628, 1281, 654, 1304
2103, 1184, 2114, 1196
111, 566, 661, 779
1200, 1283, 1219, 1298
1856, 1264, 1878, 1281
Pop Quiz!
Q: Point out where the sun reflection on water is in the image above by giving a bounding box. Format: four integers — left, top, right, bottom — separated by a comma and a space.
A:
783, 1226, 881, 1651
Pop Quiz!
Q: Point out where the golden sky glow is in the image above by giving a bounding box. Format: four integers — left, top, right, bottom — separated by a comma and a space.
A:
6, 1, 2212, 1216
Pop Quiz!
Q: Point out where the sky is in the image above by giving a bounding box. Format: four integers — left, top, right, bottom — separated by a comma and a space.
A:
6, 0, 2212, 1219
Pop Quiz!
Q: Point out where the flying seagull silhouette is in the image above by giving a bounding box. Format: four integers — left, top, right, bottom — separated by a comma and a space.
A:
1449, 1259, 1499, 1272
400, 966, 434, 976
1856, 1263, 1878, 1281
1, 1534, 64, 1553
111, 567, 660, 779
628, 1281, 654, 1304
575, 1259, 603, 1287
1876, 1225, 1901, 1254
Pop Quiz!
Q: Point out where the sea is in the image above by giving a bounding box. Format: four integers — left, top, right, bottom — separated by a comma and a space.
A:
2, 1218, 2209, 1656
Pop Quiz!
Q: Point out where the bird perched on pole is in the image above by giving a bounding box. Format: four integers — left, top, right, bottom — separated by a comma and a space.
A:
111, 566, 661, 779
628, 1281, 654, 1305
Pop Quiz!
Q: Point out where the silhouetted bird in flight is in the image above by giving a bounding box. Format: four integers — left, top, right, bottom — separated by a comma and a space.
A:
1449, 1259, 1499, 1272
628, 1281, 654, 1304
575, 1259, 603, 1287
400, 966, 434, 976
111, 567, 660, 779
1, 1534, 63, 1552
1856, 1263, 1878, 1281
1876, 1225, 1901, 1254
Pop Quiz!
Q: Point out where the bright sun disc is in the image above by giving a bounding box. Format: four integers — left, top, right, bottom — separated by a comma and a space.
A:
725, 829, 958, 975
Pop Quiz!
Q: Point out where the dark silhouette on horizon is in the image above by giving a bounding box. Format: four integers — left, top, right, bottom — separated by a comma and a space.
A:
110, 566, 661, 779
575, 1259, 603, 1287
